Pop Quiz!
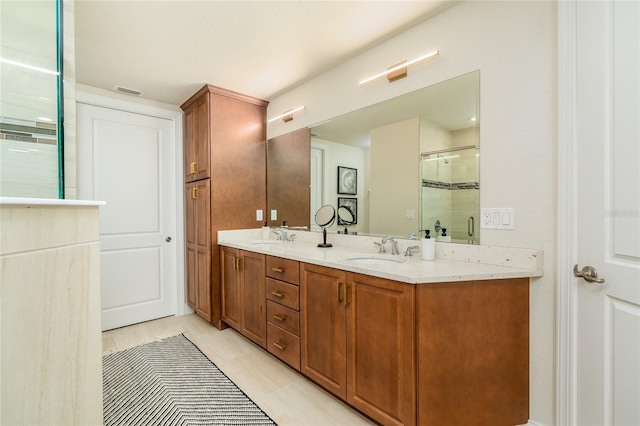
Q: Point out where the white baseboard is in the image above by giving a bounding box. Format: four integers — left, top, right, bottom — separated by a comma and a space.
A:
523, 420, 547, 426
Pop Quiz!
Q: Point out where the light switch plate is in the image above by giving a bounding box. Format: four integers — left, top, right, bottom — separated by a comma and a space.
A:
256, 210, 263, 221
480, 208, 515, 230
270, 210, 278, 221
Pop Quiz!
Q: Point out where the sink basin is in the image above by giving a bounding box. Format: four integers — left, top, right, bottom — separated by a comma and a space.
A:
249, 240, 281, 245
345, 255, 405, 265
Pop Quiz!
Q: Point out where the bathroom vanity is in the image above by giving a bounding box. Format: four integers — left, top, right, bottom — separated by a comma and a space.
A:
218, 229, 542, 426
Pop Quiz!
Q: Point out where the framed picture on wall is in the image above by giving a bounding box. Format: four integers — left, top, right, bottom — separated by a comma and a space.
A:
337, 197, 358, 225
337, 166, 357, 195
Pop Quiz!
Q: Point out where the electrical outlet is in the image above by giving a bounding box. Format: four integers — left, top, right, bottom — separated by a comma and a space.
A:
481, 209, 492, 227
256, 210, 263, 221
270, 209, 277, 221
480, 208, 515, 230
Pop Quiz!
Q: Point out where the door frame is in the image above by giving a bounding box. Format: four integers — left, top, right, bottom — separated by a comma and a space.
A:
76, 88, 189, 318
557, 1, 579, 424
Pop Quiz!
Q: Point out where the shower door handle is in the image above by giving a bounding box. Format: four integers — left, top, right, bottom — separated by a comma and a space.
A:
468, 216, 475, 237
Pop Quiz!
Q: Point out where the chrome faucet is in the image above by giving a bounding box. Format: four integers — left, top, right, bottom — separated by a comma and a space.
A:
273, 228, 287, 241
404, 245, 420, 257
434, 220, 442, 235
382, 236, 400, 255
373, 241, 386, 253
273, 228, 295, 242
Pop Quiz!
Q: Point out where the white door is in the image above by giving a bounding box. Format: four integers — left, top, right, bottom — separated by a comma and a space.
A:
575, 1, 640, 424
310, 146, 325, 230
77, 103, 176, 331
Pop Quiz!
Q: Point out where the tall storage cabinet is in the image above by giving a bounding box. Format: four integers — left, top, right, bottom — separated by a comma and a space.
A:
181, 84, 268, 328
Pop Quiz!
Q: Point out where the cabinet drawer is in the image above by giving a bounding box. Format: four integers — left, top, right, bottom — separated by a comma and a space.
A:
266, 278, 299, 310
267, 300, 299, 336
267, 323, 300, 371
266, 256, 299, 285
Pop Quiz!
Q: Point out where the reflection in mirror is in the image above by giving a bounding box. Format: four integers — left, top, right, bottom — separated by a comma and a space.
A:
421, 146, 479, 244
266, 128, 310, 228
315, 205, 336, 248
0, 0, 63, 198
337, 204, 356, 235
308, 71, 479, 243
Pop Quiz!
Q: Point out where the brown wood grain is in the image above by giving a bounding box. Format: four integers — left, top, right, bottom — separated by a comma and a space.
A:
300, 263, 348, 399
239, 250, 266, 348
417, 279, 530, 426
346, 273, 416, 426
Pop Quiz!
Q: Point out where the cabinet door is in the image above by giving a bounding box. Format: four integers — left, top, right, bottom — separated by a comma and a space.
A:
185, 182, 197, 310
183, 94, 210, 182
220, 246, 241, 330
346, 273, 416, 426
195, 180, 212, 321
300, 263, 347, 399
239, 251, 266, 348
185, 179, 212, 321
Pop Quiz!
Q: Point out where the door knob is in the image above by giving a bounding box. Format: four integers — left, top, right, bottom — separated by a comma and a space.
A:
165, 237, 172, 243
573, 264, 605, 283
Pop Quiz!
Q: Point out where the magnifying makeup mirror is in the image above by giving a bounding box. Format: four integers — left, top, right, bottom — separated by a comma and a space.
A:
337, 205, 356, 235
315, 205, 336, 248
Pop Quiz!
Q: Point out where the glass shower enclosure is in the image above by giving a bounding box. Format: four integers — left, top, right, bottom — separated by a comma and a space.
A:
421, 145, 479, 244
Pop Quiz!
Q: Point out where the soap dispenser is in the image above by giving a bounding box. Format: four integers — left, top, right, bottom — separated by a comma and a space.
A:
439, 227, 451, 242
421, 229, 435, 261
261, 222, 270, 240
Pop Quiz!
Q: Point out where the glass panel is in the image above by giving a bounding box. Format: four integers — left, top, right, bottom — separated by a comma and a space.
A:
421, 146, 479, 244
0, 0, 62, 198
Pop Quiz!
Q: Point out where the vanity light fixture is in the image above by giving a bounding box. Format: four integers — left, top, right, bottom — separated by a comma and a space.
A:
267, 106, 305, 123
358, 50, 439, 86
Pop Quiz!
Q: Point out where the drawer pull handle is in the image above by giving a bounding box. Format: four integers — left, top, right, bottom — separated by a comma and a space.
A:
273, 341, 287, 351
189, 161, 198, 175
271, 267, 285, 273
271, 291, 284, 298
272, 314, 286, 322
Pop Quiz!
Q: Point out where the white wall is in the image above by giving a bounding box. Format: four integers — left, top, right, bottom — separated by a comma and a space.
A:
267, 2, 557, 424
370, 117, 420, 236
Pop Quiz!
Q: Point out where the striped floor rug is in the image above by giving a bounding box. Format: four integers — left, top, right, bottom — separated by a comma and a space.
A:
103, 334, 276, 425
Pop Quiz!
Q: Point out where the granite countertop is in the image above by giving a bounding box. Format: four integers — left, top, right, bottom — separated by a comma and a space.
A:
218, 229, 544, 285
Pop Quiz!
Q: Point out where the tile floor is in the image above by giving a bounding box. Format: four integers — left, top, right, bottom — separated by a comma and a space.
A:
102, 314, 375, 426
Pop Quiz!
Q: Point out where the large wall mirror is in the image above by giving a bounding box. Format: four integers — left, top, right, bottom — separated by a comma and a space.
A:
268, 70, 480, 244
0, 0, 63, 198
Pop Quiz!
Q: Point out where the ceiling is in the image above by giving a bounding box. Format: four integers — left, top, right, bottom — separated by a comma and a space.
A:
74, 0, 461, 107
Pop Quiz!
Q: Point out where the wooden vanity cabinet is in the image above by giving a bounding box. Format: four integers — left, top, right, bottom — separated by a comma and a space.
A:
416, 278, 529, 426
182, 85, 268, 328
300, 263, 416, 426
220, 247, 266, 348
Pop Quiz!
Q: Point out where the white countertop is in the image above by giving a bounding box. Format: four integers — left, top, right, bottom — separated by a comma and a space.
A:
218, 229, 544, 284
0, 197, 105, 207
